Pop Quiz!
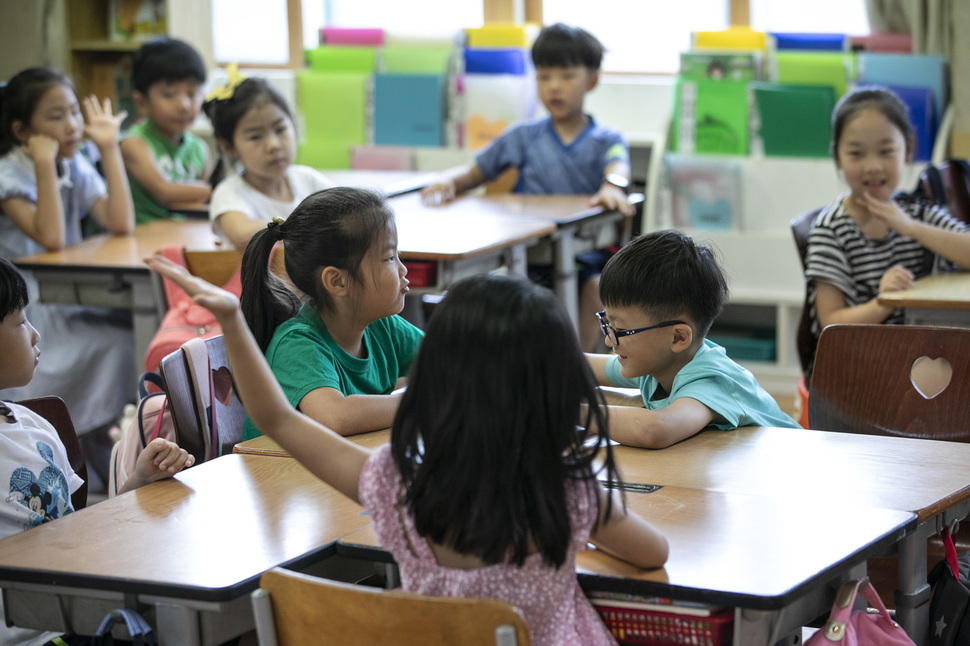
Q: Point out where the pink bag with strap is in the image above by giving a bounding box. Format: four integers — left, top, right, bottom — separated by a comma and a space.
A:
143, 246, 242, 373
806, 577, 915, 645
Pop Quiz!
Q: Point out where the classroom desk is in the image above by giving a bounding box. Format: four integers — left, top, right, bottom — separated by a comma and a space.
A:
233, 428, 390, 457
877, 272, 970, 327
13, 211, 552, 379
337, 486, 915, 645
14, 220, 220, 378
322, 169, 437, 197
389, 191, 641, 329
0, 454, 370, 646
608, 426, 970, 644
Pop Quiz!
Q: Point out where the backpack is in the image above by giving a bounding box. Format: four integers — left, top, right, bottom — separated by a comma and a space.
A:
928, 528, 970, 646
143, 245, 242, 374
905, 159, 970, 224
109, 338, 217, 496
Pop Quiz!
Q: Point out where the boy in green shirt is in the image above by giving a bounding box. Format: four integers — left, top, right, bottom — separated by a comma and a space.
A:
120, 37, 212, 224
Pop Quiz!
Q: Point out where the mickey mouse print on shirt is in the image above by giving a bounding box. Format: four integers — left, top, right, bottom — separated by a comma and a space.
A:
6, 441, 74, 532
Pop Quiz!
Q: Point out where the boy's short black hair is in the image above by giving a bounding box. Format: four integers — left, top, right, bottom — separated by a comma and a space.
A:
131, 37, 206, 94
531, 23, 605, 71
600, 230, 728, 337
0, 258, 29, 320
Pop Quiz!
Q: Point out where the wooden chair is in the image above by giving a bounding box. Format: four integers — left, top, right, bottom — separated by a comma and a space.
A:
809, 324, 970, 441
16, 396, 87, 510
251, 567, 531, 646
159, 335, 247, 463
810, 323, 970, 605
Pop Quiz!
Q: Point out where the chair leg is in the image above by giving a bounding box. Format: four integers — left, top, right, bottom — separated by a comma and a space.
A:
250, 589, 280, 646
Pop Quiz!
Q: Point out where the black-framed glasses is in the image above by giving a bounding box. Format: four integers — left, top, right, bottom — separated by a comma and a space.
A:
595, 310, 686, 346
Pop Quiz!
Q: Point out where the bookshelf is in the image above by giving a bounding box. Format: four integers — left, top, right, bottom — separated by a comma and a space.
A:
64, 0, 213, 109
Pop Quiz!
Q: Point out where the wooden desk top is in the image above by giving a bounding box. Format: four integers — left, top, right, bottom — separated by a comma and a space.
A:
338, 486, 914, 609
612, 426, 970, 523
0, 454, 369, 601
390, 191, 639, 228
323, 169, 437, 197
13, 220, 220, 271
877, 272, 970, 311
234, 428, 390, 457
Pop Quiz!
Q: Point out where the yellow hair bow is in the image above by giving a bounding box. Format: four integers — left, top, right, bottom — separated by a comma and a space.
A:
206, 63, 246, 102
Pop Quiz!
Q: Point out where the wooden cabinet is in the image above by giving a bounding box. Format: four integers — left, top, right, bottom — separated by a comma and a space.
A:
64, 0, 212, 108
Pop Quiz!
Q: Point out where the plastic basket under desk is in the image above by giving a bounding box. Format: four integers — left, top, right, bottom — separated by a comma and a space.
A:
591, 599, 734, 646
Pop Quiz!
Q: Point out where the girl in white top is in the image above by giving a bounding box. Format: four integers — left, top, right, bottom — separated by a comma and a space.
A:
204, 68, 333, 249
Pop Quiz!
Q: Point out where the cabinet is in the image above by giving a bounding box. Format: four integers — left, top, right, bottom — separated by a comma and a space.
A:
647, 155, 924, 397
64, 0, 213, 108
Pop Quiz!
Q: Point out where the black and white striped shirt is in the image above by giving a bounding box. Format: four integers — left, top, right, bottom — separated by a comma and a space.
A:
805, 196, 969, 336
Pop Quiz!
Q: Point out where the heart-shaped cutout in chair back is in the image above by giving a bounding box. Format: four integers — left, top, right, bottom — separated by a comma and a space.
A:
211, 366, 234, 407
910, 356, 952, 400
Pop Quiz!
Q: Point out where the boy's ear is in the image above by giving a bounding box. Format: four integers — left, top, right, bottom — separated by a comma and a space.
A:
669, 323, 693, 353
906, 135, 916, 163
132, 91, 150, 117
319, 266, 349, 296
586, 70, 600, 92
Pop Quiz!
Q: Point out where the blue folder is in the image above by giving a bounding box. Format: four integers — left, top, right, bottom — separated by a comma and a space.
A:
374, 74, 446, 147
463, 48, 528, 75
771, 32, 846, 51
881, 84, 936, 162
857, 53, 947, 123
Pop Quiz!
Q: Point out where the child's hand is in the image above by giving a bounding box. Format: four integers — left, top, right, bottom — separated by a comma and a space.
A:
145, 254, 241, 320
82, 95, 127, 151
859, 191, 914, 237
590, 185, 634, 216
879, 263, 915, 295
134, 438, 195, 484
21, 134, 60, 165
421, 180, 457, 206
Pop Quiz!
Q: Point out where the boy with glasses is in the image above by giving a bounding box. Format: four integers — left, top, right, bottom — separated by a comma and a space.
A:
586, 230, 798, 448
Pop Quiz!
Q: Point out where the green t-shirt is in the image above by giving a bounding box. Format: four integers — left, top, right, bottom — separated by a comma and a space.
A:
124, 119, 208, 224
242, 304, 425, 440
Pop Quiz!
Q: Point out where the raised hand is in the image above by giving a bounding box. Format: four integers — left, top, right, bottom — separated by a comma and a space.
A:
82, 95, 127, 150
144, 254, 241, 321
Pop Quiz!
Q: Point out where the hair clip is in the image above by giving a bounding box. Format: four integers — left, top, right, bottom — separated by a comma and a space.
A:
206, 62, 246, 102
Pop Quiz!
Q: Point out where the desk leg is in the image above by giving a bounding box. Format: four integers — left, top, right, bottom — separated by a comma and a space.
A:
895, 525, 932, 645
553, 230, 579, 331
503, 243, 528, 277
132, 273, 163, 380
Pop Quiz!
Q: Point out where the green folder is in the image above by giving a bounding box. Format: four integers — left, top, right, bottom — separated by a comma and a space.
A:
772, 52, 853, 100
296, 71, 370, 169
305, 46, 377, 73
381, 46, 454, 74
751, 82, 835, 157
672, 76, 749, 156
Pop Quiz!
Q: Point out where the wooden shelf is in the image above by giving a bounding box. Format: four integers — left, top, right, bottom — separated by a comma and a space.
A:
71, 39, 144, 53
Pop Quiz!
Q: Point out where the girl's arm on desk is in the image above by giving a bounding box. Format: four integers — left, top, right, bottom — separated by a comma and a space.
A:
298, 387, 402, 437
145, 254, 370, 503
1, 135, 66, 250
590, 486, 668, 569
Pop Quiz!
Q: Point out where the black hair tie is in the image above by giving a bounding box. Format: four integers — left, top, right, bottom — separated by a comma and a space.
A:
267, 217, 285, 241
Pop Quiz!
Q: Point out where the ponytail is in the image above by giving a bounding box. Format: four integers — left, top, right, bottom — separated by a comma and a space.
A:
241, 225, 301, 352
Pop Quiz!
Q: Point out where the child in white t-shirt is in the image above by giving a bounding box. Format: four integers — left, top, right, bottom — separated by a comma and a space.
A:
0, 257, 194, 646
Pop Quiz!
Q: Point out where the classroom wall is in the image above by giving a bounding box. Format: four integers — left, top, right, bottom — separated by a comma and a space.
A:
0, 0, 69, 81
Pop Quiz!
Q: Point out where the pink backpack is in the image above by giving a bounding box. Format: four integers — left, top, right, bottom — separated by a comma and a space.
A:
109, 338, 216, 496
143, 246, 242, 374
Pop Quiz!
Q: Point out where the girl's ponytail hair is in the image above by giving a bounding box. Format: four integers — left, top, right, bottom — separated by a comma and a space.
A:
240, 187, 393, 352
241, 222, 301, 352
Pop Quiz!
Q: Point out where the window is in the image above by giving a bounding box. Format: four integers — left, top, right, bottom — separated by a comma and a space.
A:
212, 0, 291, 65
541, 0, 730, 74
302, 0, 484, 50
749, 0, 869, 35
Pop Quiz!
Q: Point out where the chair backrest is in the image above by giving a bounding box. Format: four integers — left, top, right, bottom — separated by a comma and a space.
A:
791, 207, 823, 378
919, 159, 970, 224
159, 335, 246, 463
183, 248, 243, 286
252, 567, 531, 646
16, 396, 87, 510
809, 324, 970, 441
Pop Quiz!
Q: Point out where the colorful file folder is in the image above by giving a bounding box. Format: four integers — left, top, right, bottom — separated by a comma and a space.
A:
750, 82, 835, 157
